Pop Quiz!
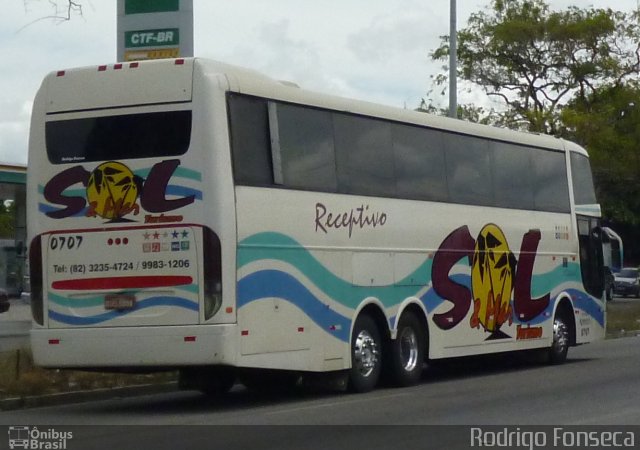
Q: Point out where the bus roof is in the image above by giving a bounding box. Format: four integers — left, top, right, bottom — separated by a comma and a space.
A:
195, 58, 575, 154
44, 57, 583, 155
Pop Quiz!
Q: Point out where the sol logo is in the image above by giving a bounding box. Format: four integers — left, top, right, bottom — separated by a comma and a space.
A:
431, 224, 550, 336
43, 158, 195, 221
86, 161, 141, 220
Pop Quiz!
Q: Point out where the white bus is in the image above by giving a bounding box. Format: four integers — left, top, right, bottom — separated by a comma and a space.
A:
27, 58, 606, 393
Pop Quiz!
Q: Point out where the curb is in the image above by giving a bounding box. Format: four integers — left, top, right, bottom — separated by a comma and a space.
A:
0, 382, 179, 411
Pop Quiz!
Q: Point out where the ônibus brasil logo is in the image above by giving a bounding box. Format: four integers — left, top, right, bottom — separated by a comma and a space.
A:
8, 426, 73, 449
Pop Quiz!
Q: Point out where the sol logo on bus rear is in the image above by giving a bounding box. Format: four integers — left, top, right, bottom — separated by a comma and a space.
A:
43, 159, 195, 221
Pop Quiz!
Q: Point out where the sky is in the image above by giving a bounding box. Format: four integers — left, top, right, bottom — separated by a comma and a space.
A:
0, 0, 638, 166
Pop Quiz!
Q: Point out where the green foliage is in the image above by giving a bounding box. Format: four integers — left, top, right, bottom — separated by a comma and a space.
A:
0, 201, 15, 239
561, 82, 640, 224
425, 0, 640, 229
429, 0, 640, 134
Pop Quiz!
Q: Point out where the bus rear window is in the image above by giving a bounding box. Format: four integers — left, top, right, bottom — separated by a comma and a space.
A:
45, 110, 192, 164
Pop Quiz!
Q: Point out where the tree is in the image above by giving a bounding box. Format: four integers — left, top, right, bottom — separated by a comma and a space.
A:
22, 0, 83, 24
430, 0, 640, 134
562, 82, 640, 224
0, 201, 15, 239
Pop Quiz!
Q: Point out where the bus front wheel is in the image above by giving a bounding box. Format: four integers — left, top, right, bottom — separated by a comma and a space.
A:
349, 314, 382, 393
548, 314, 570, 364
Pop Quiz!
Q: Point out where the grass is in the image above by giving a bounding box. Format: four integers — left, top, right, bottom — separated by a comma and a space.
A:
1, 300, 638, 400
0, 350, 176, 400
606, 298, 640, 338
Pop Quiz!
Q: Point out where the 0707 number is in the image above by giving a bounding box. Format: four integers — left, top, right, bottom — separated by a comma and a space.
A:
49, 235, 83, 251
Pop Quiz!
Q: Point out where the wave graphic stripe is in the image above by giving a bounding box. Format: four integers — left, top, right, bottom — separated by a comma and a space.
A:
49, 296, 199, 325
39, 203, 88, 217
239, 232, 604, 326
134, 167, 202, 182
238, 270, 352, 342
38, 183, 203, 217
165, 185, 203, 200
239, 233, 428, 308
567, 288, 605, 327
48, 284, 199, 308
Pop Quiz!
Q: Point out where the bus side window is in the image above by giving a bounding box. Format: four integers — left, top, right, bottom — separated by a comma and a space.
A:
270, 103, 338, 192
228, 94, 273, 186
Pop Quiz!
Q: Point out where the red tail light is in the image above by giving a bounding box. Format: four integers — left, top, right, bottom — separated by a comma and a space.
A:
29, 235, 44, 325
203, 227, 222, 320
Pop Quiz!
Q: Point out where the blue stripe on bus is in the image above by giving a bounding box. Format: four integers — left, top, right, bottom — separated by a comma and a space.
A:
49, 296, 199, 325
237, 269, 352, 342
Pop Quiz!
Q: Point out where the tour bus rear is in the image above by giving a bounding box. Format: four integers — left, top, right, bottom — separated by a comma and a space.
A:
28, 59, 236, 368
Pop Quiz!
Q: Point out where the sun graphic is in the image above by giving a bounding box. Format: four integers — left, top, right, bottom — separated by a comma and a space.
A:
86, 162, 139, 220
470, 224, 516, 336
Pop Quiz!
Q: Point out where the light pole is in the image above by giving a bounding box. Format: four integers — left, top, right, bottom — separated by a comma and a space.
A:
449, 0, 458, 118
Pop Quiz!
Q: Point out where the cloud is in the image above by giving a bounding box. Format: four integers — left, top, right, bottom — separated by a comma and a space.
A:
347, 9, 440, 63
0, 120, 29, 165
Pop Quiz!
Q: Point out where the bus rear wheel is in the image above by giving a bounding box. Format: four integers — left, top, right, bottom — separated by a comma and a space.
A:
349, 314, 382, 393
387, 312, 425, 386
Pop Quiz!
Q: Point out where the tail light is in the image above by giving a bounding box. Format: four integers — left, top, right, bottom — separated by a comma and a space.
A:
202, 227, 222, 320
29, 236, 44, 325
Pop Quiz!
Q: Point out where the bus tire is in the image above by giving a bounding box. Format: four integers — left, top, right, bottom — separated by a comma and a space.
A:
548, 314, 570, 364
388, 312, 425, 386
349, 314, 382, 393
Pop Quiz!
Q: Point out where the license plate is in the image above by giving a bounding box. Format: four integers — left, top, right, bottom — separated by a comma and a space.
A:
104, 294, 136, 310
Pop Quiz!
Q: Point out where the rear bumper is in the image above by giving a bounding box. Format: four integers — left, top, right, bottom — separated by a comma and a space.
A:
31, 324, 237, 369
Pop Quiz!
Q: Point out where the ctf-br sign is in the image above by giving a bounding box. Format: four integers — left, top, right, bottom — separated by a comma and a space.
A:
117, 0, 193, 62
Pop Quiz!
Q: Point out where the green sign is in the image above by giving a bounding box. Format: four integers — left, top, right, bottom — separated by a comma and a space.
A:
125, 0, 180, 14
0, 171, 26, 185
125, 28, 180, 48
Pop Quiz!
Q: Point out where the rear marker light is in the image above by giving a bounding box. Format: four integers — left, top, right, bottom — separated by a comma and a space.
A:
298, 327, 304, 333
56, 71, 65, 77
225, 307, 233, 314
108, 237, 129, 246
184, 336, 196, 342
114, 63, 123, 70
175, 59, 185, 65
98, 65, 107, 72
241, 330, 249, 336
49, 339, 60, 345
130, 62, 139, 68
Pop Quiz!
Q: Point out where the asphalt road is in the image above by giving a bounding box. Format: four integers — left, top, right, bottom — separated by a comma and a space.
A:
1, 331, 639, 449
1, 336, 638, 426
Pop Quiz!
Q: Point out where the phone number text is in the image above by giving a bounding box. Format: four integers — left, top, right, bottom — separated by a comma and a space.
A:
69, 259, 191, 274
